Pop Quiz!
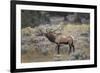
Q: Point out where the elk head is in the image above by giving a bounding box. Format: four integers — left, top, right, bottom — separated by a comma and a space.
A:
38, 28, 56, 43
38, 24, 64, 43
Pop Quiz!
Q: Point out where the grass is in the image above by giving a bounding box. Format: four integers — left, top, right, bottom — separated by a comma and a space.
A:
21, 24, 90, 63
64, 24, 89, 30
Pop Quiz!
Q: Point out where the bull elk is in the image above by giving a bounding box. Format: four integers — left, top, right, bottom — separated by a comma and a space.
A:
39, 26, 75, 54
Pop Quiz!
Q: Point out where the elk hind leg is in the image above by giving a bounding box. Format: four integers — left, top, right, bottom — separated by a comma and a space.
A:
71, 42, 75, 52
72, 44, 75, 52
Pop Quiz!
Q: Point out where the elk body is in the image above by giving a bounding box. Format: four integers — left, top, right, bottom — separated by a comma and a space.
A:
39, 28, 75, 54
44, 32, 75, 54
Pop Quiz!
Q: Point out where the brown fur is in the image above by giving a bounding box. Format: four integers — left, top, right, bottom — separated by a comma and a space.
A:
40, 30, 75, 54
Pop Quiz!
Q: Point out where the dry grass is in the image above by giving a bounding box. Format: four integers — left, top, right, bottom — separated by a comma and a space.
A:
21, 24, 90, 63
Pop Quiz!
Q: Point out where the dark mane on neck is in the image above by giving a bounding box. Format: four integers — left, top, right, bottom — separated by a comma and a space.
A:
45, 32, 56, 43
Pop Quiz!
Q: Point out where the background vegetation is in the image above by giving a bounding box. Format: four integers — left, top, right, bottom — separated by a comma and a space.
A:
21, 10, 90, 28
21, 10, 90, 63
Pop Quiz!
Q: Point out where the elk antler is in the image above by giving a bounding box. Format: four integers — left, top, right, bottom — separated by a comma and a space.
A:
46, 29, 49, 33
52, 23, 64, 32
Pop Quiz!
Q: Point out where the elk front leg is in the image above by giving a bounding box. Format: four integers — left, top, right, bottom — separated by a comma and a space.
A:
57, 44, 60, 54
68, 44, 71, 54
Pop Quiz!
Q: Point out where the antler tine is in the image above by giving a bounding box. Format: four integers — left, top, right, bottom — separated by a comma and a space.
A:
46, 28, 49, 33
46, 29, 48, 32
38, 28, 43, 34
52, 23, 64, 32
52, 24, 61, 32
46, 27, 52, 33
61, 24, 64, 30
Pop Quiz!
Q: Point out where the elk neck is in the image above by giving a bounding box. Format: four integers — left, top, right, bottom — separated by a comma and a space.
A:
45, 32, 56, 43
